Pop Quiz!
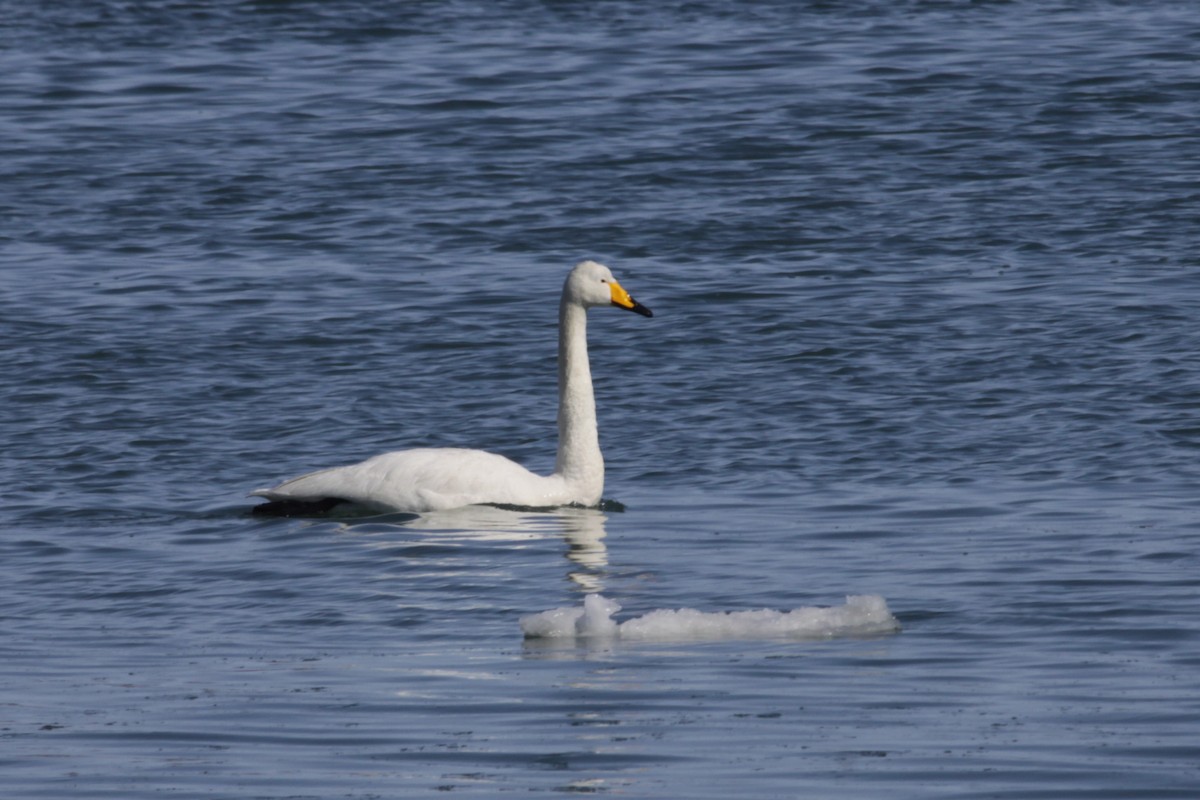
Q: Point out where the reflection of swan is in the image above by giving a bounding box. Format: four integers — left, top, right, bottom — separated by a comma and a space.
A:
560, 507, 609, 593
343, 506, 610, 592
251, 261, 651, 515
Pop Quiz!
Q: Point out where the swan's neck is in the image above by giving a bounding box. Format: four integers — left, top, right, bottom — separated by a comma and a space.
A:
554, 298, 603, 497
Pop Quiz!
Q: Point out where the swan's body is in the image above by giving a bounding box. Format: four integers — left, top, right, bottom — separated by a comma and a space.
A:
251, 260, 652, 514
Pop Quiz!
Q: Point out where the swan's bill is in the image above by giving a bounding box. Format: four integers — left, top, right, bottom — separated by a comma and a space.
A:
609, 279, 653, 317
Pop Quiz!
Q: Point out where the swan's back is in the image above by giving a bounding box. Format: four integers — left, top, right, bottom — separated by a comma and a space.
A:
252, 447, 574, 513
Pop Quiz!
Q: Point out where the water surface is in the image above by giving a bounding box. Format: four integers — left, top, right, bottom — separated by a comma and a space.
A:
3, 1, 1199, 797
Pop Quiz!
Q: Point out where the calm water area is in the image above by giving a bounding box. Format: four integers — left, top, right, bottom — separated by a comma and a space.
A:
2, 1, 1199, 797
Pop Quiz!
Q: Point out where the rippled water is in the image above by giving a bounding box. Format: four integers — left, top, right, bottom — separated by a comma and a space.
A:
3, 1, 1200, 797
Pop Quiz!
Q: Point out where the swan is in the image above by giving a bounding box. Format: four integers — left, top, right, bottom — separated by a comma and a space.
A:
250, 260, 652, 515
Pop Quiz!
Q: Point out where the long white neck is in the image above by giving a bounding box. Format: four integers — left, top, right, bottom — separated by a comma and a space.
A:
553, 294, 604, 498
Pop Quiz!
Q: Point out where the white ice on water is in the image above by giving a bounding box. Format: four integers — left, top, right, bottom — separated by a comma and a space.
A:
520, 594, 900, 641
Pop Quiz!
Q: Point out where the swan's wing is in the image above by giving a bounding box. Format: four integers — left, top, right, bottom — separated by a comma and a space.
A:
251, 448, 567, 513
251, 451, 440, 511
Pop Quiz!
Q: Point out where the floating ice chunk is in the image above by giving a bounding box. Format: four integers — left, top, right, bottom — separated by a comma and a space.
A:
618, 595, 898, 640
521, 594, 900, 641
519, 594, 622, 638
576, 593, 622, 637
518, 604, 585, 638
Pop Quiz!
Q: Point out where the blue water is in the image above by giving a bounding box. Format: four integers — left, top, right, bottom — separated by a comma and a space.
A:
3, 1, 1200, 797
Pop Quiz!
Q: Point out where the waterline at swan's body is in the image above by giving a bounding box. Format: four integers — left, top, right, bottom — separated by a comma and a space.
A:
250, 260, 651, 515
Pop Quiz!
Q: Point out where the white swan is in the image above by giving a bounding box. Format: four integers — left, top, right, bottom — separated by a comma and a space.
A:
251, 260, 652, 515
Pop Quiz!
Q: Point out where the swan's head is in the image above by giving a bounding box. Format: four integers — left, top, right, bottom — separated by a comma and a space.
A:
566, 260, 653, 317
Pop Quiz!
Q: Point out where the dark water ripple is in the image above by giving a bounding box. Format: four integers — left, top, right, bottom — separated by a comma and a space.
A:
3, 1, 1200, 798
